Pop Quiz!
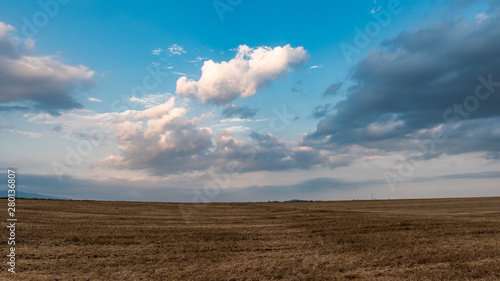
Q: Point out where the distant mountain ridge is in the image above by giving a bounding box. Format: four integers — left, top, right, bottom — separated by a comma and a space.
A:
0, 190, 69, 200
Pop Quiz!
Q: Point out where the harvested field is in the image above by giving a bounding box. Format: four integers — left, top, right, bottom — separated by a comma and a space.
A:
2, 197, 500, 280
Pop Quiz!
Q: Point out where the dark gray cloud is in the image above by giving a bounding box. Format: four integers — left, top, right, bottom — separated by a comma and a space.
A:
215, 177, 363, 202
211, 131, 336, 174
309, 7, 500, 157
412, 170, 500, 183
245, 177, 357, 194
322, 82, 342, 96
0, 105, 30, 111
246, 132, 325, 171
0, 21, 95, 112
222, 104, 258, 119
483, 152, 500, 160
311, 103, 332, 119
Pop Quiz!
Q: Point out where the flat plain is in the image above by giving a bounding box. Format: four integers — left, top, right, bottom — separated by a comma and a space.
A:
1, 197, 500, 280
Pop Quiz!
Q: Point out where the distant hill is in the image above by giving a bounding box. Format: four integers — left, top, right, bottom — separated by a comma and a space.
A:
284, 199, 311, 202
0, 190, 69, 200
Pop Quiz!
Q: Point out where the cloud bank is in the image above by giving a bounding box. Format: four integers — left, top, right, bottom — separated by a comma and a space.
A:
88, 97, 348, 176
0, 21, 95, 112
309, 10, 500, 158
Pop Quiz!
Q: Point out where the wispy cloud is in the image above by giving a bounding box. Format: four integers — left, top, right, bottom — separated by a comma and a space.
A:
221, 126, 250, 133
370, 6, 383, 14
171, 71, 198, 78
5, 129, 42, 139
168, 44, 186, 55
189, 56, 205, 63
129, 93, 173, 108
151, 48, 162, 55
88, 97, 102, 102
220, 118, 267, 123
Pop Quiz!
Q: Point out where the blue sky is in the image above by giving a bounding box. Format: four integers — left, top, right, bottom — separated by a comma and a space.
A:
1, 0, 499, 202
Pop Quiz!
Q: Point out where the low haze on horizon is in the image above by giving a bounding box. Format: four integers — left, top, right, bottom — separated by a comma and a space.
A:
1, 0, 500, 202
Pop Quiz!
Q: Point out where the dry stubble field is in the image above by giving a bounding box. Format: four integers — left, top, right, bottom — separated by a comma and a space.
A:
1, 197, 500, 280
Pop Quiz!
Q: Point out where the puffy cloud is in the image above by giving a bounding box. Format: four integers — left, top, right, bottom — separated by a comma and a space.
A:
0, 21, 95, 112
98, 97, 215, 174
89, 97, 342, 175
309, 8, 500, 158
221, 104, 258, 119
176, 44, 308, 104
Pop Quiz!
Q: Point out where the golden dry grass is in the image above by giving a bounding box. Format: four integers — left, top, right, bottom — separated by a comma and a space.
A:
1, 197, 500, 280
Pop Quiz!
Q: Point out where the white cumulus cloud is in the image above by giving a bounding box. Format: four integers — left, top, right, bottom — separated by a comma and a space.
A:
175, 44, 308, 104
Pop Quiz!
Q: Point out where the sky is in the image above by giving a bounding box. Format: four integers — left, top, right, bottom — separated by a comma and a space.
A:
1, 0, 499, 202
